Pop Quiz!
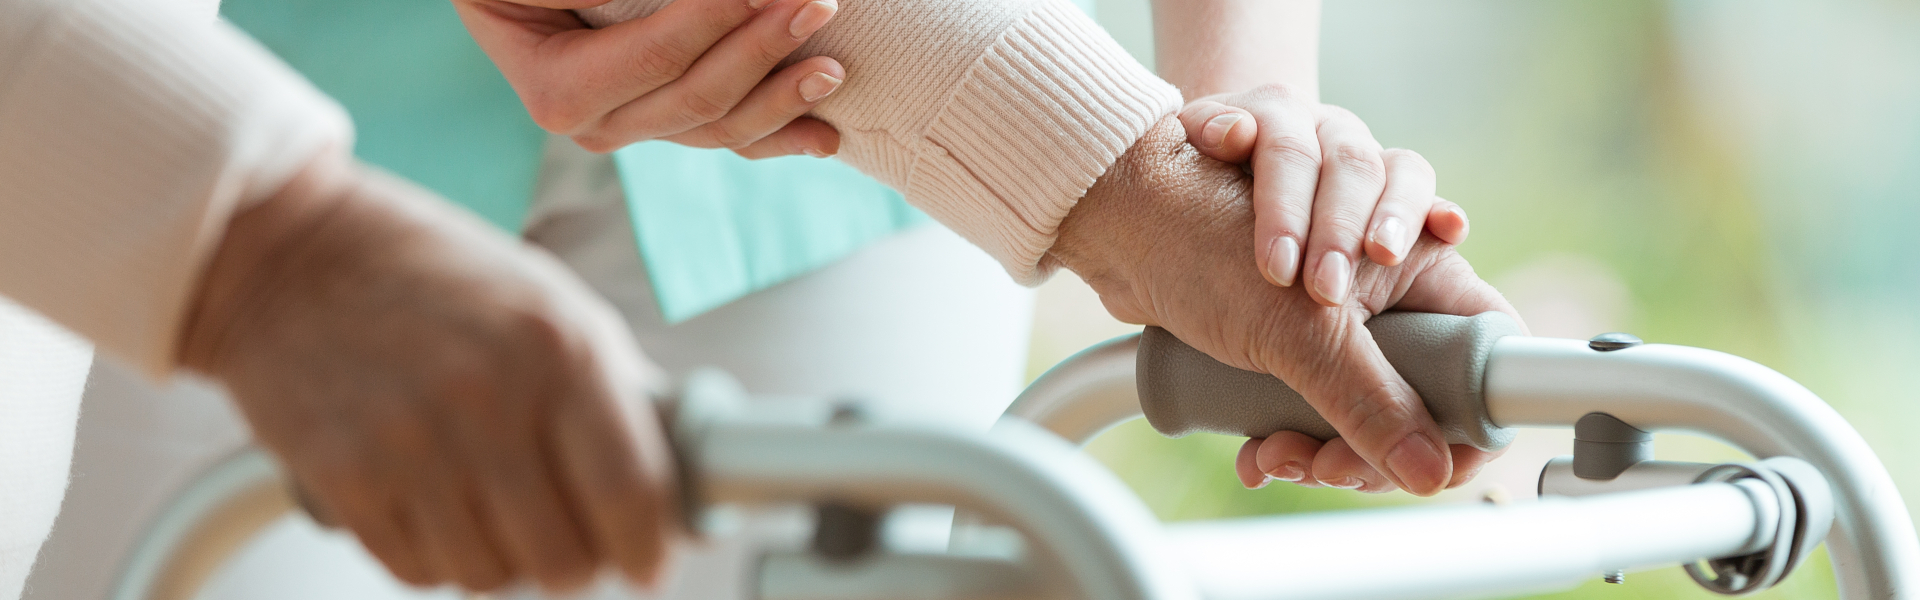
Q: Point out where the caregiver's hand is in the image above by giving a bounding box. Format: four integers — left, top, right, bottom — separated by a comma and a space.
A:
177, 150, 681, 592
454, 0, 845, 157
1053, 116, 1524, 496
1176, 85, 1472, 307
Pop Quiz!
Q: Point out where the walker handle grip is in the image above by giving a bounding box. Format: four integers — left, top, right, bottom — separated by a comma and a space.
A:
1135, 311, 1524, 451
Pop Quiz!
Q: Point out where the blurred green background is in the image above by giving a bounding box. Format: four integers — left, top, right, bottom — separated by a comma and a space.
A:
1026, 0, 1920, 597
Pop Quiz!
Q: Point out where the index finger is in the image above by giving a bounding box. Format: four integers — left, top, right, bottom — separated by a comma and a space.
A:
1271, 310, 1455, 496
551, 385, 683, 587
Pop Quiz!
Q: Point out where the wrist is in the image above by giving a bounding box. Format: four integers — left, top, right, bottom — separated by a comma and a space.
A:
175, 151, 359, 376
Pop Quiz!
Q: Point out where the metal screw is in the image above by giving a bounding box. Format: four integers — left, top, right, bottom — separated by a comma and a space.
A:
1604, 569, 1626, 584
1588, 332, 1643, 352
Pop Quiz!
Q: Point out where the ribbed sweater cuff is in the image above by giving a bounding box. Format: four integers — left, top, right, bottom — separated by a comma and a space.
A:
910, 0, 1181, 285
0, 0, 351, 376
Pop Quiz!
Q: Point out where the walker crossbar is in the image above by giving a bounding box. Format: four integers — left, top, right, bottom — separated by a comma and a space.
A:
114, 313, 1916, 600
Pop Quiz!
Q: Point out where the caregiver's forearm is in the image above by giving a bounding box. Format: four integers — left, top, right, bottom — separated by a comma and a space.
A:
578, 0, 1183, 285
1151, 0, 1320, 100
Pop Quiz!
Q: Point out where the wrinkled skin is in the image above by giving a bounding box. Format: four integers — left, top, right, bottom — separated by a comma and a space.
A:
177, 152, 681, 592
1053, 116, 1526, 495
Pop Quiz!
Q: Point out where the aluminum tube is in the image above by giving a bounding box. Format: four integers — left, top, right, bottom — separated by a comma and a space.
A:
1165, 483, 1765, 600
1538, 458, 1715, 497
757, 552, 1056, 600
695, 416, 1196, 600
1483, 336, 1918, 599
1005, 333, 1144, 445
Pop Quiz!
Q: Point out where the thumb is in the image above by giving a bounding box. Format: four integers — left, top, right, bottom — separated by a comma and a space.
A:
1178, 101, 1258, 164
1268, 310, 1454, 496
1393, 246, 1530, 336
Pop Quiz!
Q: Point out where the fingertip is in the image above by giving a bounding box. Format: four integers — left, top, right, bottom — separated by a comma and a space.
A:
1365, 216, 1412, 267
1446, 444, 1495, 489
734, 117, 838, 159
1253, 431, 1318, 482
1235, 438, 1268, 489
790, 54, 845, 81
1307, 251, 1352, 307
1428, 200, 1470, 244
1260, 235, 1301, 288
1384, 432, 1451, 497
1177, 100, 1231, 130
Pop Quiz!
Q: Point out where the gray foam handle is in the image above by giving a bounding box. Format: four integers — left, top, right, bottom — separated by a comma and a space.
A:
1136, 311, 1523, 451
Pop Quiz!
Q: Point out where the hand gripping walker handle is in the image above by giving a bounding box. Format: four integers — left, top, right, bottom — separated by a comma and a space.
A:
1135, 311, 1526, 451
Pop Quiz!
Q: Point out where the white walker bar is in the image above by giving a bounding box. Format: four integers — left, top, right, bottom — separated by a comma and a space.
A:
115, 312, 1915, 600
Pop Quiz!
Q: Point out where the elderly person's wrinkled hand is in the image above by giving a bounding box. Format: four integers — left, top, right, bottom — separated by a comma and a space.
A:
176, 150, 681, 592
454, 0, 844, 157
1053, 116, 1526, 496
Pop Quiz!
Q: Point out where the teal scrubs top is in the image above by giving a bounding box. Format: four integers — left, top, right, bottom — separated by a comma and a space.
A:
224, 0, 1092, 323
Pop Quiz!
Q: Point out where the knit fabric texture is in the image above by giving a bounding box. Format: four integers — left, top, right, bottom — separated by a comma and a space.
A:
579, 0, 1182, 284
0, 0, 351, 374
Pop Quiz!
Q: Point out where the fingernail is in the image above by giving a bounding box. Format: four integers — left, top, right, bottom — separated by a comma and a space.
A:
1313, 252, 1352, 305
1449, 463, 1485, 489
803, 147, 832, 158
1201, 112, 1243, 150
1266, 462, 1307, 482
747, 0, 775, 9
1251, 475, 1274, 490
1324, 477, 1364, 490
797, 71, 842, 103
1370, 216, 1409, 262
1387, 434, 1449, 495
789, 0, 836, 39
1266, 237, 1301, 287
1449, 205, 1471, 239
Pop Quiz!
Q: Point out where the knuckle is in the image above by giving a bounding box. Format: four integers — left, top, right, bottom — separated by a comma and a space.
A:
751, 36, 794, 68
508, 309, 573, 357
705, 123, 758, 150
1329, 379, 1417, 444
1258, 134, 1321, 171
677, 90, 734, 124
626, 38, 697, 85
1325, 211, 1372, 240
1381, 148, 1435, 176
371, 409, 436, 452
523, 94, 591, 134
1328, 145, 1386, 182
571, 132, 622, 154
1318, 103, 1360, 122
1250, 82, 1306, 103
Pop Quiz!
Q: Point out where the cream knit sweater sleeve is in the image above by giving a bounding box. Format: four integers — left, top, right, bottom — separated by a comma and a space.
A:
579, 0, 1184, 285
0, 0, 352, 375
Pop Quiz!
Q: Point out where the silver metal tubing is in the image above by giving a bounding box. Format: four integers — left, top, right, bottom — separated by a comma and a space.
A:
109, 448, 293, 600
1538, 458, 1715, 497
695, 415, 1196, 600
1485, 336, 1918, 599
1166, 482, 1773, 600
1006, 333, 1144, 445
757, 552, 1056, 600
